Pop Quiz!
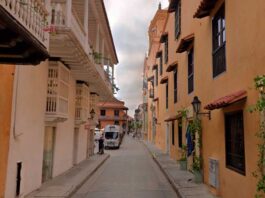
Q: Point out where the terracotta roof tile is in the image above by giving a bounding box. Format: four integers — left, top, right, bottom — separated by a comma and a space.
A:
166, 61, 178, 72
152, 64, 158, 70
204, 90, 247, 110
168, 0, 179, 13
176, 33, 194, 53
165, 113, 182, 122
153, 97, 159, 102
160, 76, 168, 84
193, 0, 218, 18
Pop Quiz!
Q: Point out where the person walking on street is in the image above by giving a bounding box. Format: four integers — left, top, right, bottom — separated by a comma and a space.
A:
98, 135, 104, 154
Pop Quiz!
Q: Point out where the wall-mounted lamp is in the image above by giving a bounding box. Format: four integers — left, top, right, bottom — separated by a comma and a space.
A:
191, 96, 211, 120
89, 108, 95, 119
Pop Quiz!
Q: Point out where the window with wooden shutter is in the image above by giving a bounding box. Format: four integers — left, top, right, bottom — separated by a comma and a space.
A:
225, 110, 245, 175
212, 4, 226, 77
188, 48, 194, 94
175, 1, 181, 39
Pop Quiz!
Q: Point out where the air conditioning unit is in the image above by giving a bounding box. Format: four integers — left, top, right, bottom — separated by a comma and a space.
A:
209, 158, 219, 188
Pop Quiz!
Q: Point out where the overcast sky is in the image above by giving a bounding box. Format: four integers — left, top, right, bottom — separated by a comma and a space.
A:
104, 0, 169, 116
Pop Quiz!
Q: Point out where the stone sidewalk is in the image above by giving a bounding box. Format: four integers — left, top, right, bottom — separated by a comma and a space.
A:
143, 141, 217, 198
26, 154, 110, 198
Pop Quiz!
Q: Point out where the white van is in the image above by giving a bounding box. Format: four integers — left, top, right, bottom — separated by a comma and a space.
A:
104, 125, 122, 149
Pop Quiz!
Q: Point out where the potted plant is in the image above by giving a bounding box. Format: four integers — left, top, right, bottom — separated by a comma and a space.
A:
179, 145, 187, 170
192, 156, 203, 183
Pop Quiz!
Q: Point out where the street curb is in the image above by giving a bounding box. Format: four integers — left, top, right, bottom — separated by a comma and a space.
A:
141, 141, 183, 198
68, 154, 110, 197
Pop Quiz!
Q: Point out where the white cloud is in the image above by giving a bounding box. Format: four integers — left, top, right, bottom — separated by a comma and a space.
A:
104, 0, 169, 116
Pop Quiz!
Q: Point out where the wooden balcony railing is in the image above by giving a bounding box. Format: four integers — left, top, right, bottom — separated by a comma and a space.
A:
75, 83, 89, 125
0, 0, 49, 48
46, 61, 69, 122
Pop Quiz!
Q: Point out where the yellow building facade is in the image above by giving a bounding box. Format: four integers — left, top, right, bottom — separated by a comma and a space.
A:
145, 0, 265, 197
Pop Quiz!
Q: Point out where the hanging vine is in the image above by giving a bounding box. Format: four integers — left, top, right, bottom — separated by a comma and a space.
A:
249, 75, 265, 198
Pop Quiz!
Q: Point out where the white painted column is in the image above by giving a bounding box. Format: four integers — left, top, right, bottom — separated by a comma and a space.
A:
101, 39, 105, 65
66, 0, 72, 27
96, 24, 100, 52
112, 65, 114, 85
84, 0, 89, 53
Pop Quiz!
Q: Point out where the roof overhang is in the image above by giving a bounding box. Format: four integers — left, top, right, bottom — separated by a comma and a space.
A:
160, 76, 168, 84
165, 113, 182, 122
153, 97, 159, 102
176, 33, 194, 53
147, 76, 154, 81
204, 90, 247, 110
152, 64, 158, 70
166, 61, 178, 72
156, 51, 162, 58
193, 0, 218, 18
168, 0, 179, 13
160, 32, 168, 43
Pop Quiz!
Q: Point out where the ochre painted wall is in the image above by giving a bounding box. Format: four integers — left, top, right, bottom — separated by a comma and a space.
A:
146, 0, 265, 197
0, 65, 15, 198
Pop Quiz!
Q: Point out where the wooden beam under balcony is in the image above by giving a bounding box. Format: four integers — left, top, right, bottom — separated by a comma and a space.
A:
0, 6, 49, 65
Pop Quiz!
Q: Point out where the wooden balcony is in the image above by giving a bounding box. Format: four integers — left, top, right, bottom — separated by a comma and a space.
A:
0, 0, 49, 65
99, 115, 127, 121
75, 82, 89, 125
45, 61, 69, 123
49, 1, 114, 100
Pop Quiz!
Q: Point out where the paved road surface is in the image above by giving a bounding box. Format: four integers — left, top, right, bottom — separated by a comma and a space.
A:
71, 135, 178, 198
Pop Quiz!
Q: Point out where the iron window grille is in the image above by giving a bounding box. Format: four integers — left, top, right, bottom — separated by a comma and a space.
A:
175, 0, 181, 39
165, 36, 168, 64
160, 54, 163, 75
155, 69, 158, 86
100, 109, 106, 116
225, 110, 245, 175
172, 121, 175, 145
178, 119, 182, 148
114, 110, 119, 116
166, 82, 169, 109
174, 68, 178, 103
212, 4, 226, 77
188, 48, 194, 94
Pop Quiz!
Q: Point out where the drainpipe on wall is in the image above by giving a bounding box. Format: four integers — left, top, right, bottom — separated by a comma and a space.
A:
12, 66, 22, 139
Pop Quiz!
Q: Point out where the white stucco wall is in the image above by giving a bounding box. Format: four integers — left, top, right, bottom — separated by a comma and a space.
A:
5, 62, 48, 198
76, 126, 89, 163
5, 63, 93, 197
52, 74, 76, 177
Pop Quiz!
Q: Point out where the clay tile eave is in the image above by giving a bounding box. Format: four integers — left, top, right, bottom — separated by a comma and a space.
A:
204, 90, 247, 110
160, 76, 168, 84
156, 51, 162, 58
153, 97, 159, 102
176, 33, 194, 53
164, 112, 182, 122
160, 32, 168, 43
152, 64, 158, 70
193, 0, 218, 18
166, 61, 178, 72
168, 0, 179, 13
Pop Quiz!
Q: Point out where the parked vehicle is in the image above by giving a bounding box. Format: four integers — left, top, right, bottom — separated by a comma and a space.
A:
104, 125, 122, 149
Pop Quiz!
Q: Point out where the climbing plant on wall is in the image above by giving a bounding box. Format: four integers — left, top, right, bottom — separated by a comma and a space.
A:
249, 75, 265, 198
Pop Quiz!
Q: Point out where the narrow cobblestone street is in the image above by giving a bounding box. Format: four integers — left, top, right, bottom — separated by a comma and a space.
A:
71, 135, 178, 198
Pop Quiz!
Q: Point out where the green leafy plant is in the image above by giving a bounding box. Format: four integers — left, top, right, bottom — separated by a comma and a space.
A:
192, 155, 202, 172
179, 144, 187, 161
250, 75, 265, 198
178, 108, 188, 119
189, 118, 202, 148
